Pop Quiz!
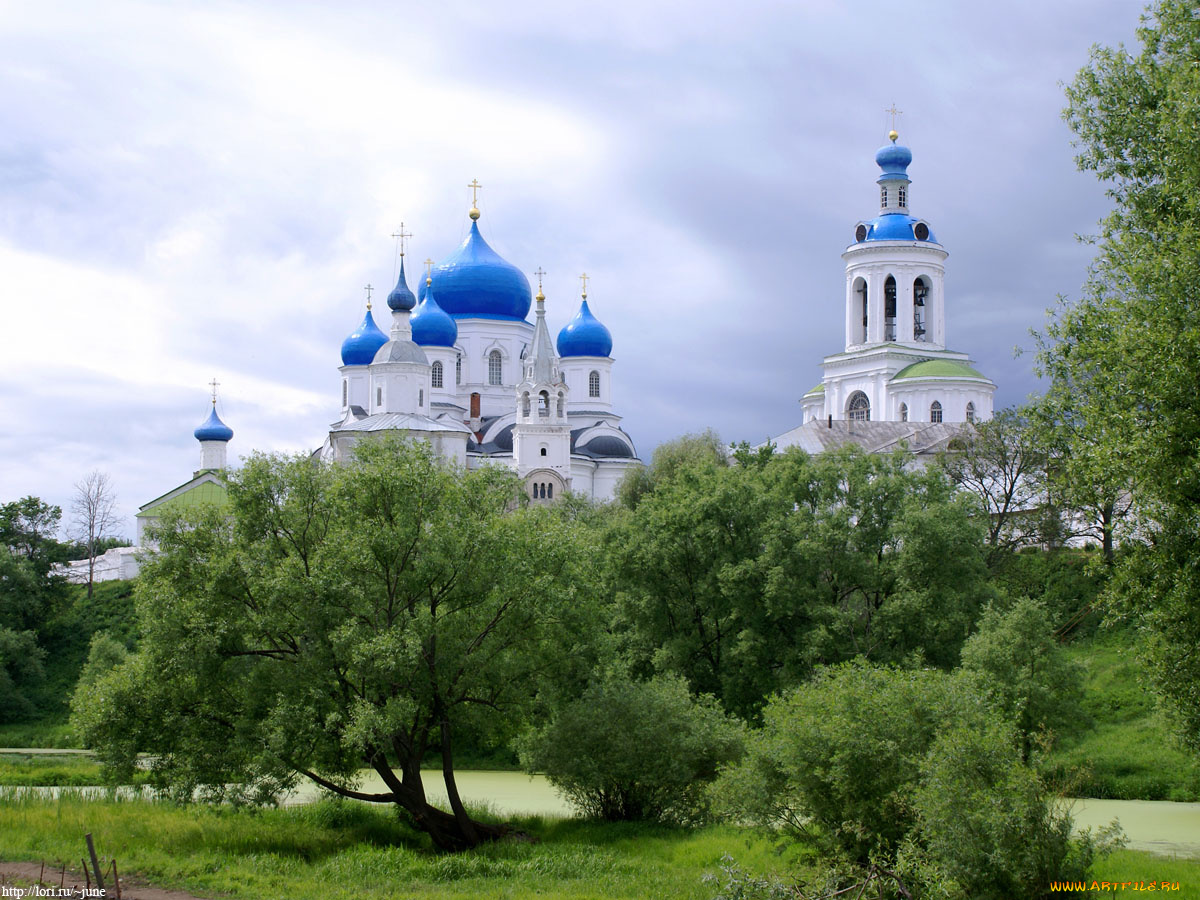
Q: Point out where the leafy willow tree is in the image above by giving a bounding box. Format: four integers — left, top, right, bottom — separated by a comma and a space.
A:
1043, 0, 1200, 749
73, 439, 596, 851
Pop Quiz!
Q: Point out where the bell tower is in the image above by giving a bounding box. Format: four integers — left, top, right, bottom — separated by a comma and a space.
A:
514, 273, 572, 501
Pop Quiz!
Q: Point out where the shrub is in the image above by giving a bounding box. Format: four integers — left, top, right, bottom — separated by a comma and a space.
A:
518, 674, 744, 824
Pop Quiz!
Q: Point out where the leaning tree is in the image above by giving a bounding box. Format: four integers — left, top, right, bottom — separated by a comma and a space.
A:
73, 437, 595, 851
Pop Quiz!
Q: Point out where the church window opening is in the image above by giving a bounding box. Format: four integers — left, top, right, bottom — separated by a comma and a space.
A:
900, 402, 908, 422
540, 447, 547, 456
547, 483, 553, 499
880, 185, 888, 208
898, 186, 907, 207
557, 392, 565, 417
419, 389, 424, 407
342, 380, 347, 406
455, 353, 462, 385
854, 278, 868, 343
488, 350, 502, 385
376, 387, 382, 408
589, 370, 600, 398
847, 391, 870, 422
431, 361, 443, 389
539, 390, 550, 417
966, 402, 976, 424
521, 392, 531, 417
913, 277, 929, 341
884, 276, 897, 341
930, 400, 943, 423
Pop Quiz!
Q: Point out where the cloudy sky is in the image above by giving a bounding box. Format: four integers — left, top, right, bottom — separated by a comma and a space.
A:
0, 0, 1145, 537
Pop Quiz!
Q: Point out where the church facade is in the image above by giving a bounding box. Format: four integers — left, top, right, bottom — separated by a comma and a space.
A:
318, 200, 640, 502
771, 132, 995, 457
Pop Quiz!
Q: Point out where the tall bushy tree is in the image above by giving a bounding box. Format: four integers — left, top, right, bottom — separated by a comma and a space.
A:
1043, 0, 1200, 749
73, 438, 596, 851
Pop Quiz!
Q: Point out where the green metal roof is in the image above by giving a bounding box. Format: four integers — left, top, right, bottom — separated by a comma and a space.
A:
891, 360, 987, 381
804, 382, 825, 396
136, 479, 229, 517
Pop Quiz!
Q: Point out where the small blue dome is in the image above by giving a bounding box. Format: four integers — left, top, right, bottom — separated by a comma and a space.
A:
430, 219, 531, 320
875, 141, 912, 180
387, 257, 416, 311
411, 284, 458, 348
340, 309, 388, 365
557, 299, 613, 358
859, 213, 937, 243
194, 406, 233, 443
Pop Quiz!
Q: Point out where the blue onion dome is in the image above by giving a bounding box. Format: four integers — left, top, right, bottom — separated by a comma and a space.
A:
340, 308, 388, 365
411, 281, 458, 347
557, 299, 613, 357
429, 218, 531, 320
387, 257, 416, 311
875, 132, 912, 179
859, 214, 937, 243
194, 406, 233, 442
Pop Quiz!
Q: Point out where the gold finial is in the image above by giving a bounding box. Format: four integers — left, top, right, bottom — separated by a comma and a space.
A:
364, 283, 373, 310
579, 272, 589, 299
391, 222, 412, 257
885, 103, 902, 142
209, 377, 220, 407
534, 267, 546, 302
467, 178, 482, 220
424, 258, 434, 286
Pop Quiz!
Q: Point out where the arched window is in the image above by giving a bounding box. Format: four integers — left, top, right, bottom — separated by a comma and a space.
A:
898, 186, 907, 207
847, 391, 870, 422
880, 185, 888, 208
538, 390, 550, 416
547, 483, 553, 499
455, 353, 462, 385
884, 275, 897, 341
855, 278, 868, 343
900, 402, 908, 422
966, 402, 976, 424
589, 370, 600, 398
418, 389, 424, 407
521, 392, 531, 417
431, 361, 443, 389
540, 447, 547, 456
930, 400, 943, 423
557, 392, 564, 417
342, 380, 347, 406
913, 277, 929, 341
488, 350, 502, 386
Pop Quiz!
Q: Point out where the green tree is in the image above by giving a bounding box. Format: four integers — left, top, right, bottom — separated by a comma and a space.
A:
961, 598, 1085, 761
72, 438, 595, 851
1044, 0, 1200, 749
518, 673, 743, 824
615, 430, 728, 510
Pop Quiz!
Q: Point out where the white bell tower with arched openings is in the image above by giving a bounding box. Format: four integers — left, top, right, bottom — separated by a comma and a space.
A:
801, 131, 995, 426
514, 280, 572, 501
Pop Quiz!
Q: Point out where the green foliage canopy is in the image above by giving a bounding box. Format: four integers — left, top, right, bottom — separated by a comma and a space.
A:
73, 439, 595, 851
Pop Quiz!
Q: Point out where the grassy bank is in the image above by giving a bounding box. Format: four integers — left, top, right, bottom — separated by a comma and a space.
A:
0, 753, 149, 787
1, 794, 1196, 899
1047, 629, 1200, 801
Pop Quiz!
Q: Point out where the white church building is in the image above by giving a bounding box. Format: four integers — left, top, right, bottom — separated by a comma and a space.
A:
771, 131, 995, 457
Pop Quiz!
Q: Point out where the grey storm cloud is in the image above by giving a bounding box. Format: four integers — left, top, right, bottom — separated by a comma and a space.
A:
0, 0, 1139, 534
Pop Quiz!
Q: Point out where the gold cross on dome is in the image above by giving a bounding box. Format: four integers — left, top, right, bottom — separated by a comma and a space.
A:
579, 272, 589, 298
885, 103, 903, 132
424, 258, 434, 279
364, 283, 373, 309
391, 223, 412, 257
534, 267, 546, 291
467, 179, 482, 206
209, 378, 220, 406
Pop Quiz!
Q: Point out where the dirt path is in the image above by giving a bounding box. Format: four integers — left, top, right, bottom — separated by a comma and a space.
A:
0, 861, 216, 899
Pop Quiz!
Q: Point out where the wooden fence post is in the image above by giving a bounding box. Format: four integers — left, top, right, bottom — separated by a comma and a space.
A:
85, 832, 106, 891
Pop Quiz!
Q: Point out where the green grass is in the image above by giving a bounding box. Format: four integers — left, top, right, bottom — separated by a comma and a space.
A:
0, 753, 148, 787
0, 722, 78, 749
1046, 629, 1200, 801
1079, 848, 1200, 897
0, 794, 814, 900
